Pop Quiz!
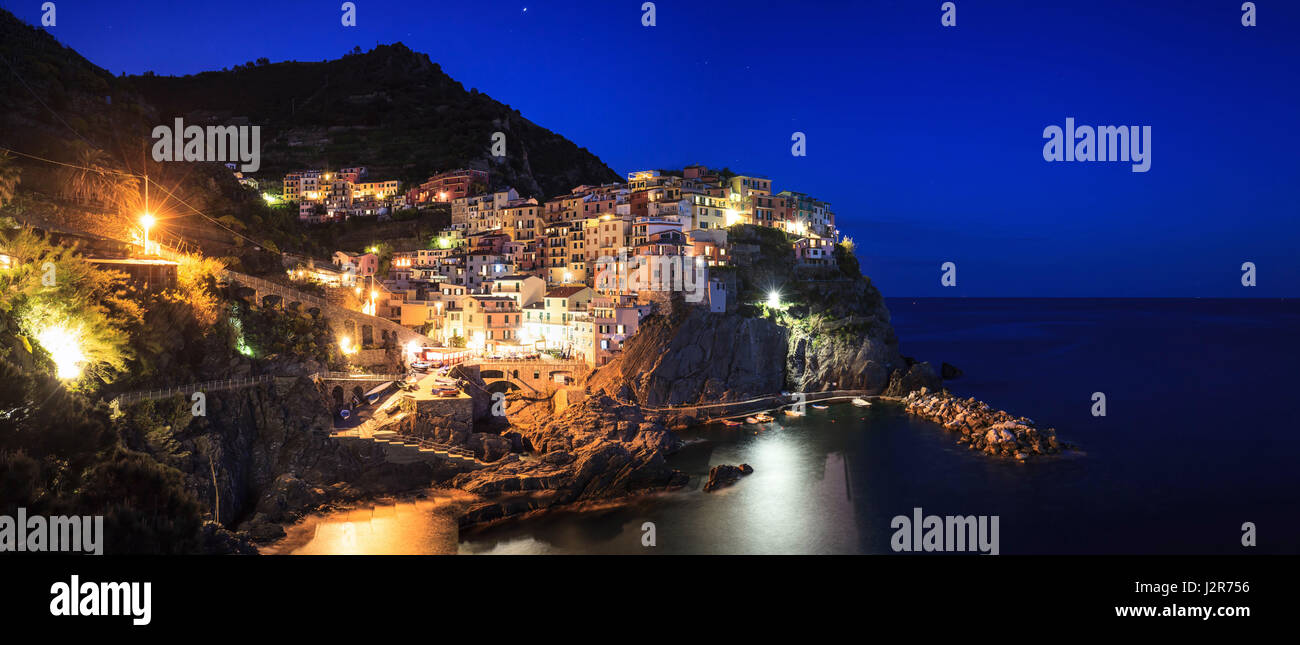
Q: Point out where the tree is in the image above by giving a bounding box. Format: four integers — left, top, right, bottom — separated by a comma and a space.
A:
0, 151, 22, 208
0, 227, 138, 386
192, 436, 221, 525
449, 334, 466, 348
60, 144, 138, 211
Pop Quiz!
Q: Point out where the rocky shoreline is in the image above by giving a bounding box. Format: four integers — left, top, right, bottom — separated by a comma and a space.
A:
901, 388, 1066, 460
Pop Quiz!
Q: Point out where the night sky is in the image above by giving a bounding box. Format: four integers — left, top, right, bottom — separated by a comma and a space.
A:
5, 0, 1297, 297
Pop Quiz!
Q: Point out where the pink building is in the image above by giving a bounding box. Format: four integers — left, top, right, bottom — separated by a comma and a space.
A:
409, 169, 489, 205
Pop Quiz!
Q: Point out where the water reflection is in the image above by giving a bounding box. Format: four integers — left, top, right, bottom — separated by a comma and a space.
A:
264, 496, 465, 555
461, 410, 880, 555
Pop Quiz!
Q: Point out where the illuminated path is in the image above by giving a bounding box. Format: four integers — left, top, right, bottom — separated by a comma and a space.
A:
223, 270, 435, 348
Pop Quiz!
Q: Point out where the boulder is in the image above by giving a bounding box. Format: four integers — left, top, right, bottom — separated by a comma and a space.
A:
703, 463, 754, 492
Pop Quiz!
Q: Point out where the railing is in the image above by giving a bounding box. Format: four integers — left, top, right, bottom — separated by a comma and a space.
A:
112, 371, 408, 407
223, 269, 434, 344
111, 375, 277, 406
316, 371, 405, 381
638, 389, 877, 414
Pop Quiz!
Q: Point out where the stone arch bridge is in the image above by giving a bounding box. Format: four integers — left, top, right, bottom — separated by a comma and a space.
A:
468, 359, 590, 396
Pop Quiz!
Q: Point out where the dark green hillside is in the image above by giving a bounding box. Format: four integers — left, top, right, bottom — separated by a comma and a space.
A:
127, 43, 621, 198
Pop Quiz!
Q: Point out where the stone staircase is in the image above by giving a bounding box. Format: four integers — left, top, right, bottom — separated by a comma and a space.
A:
331, 413, 487, 469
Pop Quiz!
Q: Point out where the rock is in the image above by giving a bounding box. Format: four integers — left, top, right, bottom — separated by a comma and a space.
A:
197, 521, 258, 555
467, 433, 513, 462
703, 463, 754, 492
941, 362, 964, 380
900, 391, 1067, 460
884, 361, 942, 396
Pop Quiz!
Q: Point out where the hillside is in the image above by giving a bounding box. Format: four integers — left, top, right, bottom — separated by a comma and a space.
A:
1, 10, 618, 268
126, 43, 621, 198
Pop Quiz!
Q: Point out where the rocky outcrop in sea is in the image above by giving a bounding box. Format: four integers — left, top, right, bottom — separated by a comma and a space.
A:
703, 464, 753, 492
901, 388, 1065, 460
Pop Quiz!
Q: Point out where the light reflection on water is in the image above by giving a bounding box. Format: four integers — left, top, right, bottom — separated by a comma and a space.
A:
264, 497, 463, 555
459, 407, 898, 555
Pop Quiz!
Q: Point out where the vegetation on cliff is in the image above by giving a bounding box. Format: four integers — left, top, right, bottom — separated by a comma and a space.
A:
126, 42, 621, 198
590, 225, 919, 404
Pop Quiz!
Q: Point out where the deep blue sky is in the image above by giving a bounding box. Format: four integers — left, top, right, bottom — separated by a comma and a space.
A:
6, 0, 1297, 296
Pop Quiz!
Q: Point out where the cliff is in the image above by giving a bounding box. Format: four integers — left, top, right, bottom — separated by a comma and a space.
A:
453, 393, 688, 526
588, 225, 937, 406
587, 306, 788, 407
116, 375, 447, 541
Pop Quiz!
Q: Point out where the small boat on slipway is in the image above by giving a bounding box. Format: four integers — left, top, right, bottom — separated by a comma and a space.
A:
745, 417, 760, 424
722, 419, 743, 427
784, 408, 805, 417
851, 397, 872, 407
811, 404, 829, 410
754, 413, 774, 423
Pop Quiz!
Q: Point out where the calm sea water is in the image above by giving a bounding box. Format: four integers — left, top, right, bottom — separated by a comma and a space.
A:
280, 299, 1300, 554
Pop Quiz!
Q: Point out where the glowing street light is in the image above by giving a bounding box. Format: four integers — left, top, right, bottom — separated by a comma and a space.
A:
339, 335, 358, 355
767, 290, 781, 309
139, 213, 156, 254
36, 325, 86, 380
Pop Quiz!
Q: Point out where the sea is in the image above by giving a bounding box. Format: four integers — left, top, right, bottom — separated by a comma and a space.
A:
272, 299, 1300, 555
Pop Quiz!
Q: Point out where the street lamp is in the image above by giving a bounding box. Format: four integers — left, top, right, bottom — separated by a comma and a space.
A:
139, 214, 156, 254
767, 290, 781, 308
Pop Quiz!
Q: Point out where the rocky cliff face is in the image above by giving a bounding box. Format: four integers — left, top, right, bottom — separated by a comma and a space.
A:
117, 375, 442, 541
585, 227, 937, 406
452, 394, 688, 526
586, 288, 925, 409
783, 280, 907, 394
587, 305, 788, 407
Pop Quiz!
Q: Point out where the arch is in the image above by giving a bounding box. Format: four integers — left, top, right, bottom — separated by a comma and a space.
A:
486, 381, 520, 394
480, 369, 505, 380
331, 386, 344, 407
361, 324, 374, 347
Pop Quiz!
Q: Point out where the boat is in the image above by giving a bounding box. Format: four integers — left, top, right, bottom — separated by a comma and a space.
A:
745, 417, 760, 424
364, 382, 393, 404
723, 419, 742, 427
754, 413, 774, 423
784, 409, 805, 417
851, 397, 872, 407
811, 404, 829, 410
